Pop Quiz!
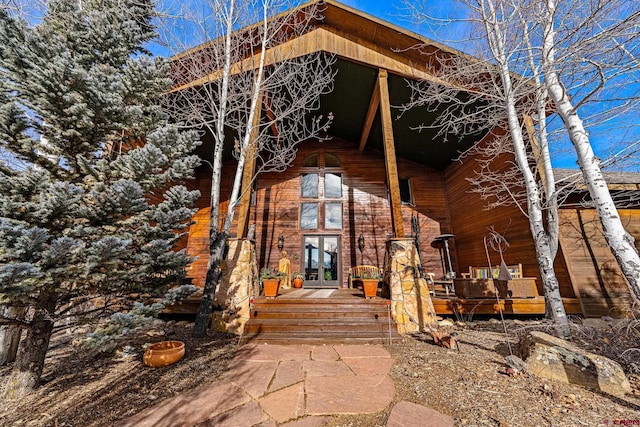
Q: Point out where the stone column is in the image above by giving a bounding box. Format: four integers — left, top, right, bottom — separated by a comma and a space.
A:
385, 238, 437, 334
211, 238, 259, 334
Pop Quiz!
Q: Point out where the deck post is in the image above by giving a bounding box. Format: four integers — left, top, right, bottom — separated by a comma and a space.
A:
378, 69, 405, 238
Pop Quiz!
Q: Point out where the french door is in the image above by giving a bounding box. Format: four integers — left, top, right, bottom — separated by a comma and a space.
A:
302, 235, 340, 288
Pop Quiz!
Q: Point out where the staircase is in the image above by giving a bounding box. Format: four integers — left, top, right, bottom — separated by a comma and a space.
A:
239, 289, 402, 345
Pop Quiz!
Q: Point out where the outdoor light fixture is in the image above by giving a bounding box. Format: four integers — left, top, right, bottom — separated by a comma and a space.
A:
358, 233, 365, 252
277, 233, 285, 252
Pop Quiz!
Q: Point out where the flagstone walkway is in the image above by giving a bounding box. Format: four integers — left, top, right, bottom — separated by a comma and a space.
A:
118, 344, 396, 427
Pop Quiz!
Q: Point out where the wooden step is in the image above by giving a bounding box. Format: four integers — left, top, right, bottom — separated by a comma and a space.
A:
243, 318, 395, 333
250, 309, 391, 319
241, 290, 401, 345
239, 331, 398, 345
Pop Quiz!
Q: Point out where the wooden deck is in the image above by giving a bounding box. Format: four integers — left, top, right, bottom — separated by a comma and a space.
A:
168, 287, 583, 318
431, 295, 582, 316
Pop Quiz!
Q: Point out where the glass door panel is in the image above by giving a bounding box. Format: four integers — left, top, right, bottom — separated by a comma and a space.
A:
303, 235, 340, 288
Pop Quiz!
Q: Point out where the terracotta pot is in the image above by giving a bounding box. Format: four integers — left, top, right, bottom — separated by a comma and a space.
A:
263, 278, 280, 298
143, 340, 185, 368
293, 277, 304, 288
361, 278, 379, 298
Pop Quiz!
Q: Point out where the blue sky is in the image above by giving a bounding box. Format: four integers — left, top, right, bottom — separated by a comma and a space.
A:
7, 0, 637, 173
334, 1, 639, 173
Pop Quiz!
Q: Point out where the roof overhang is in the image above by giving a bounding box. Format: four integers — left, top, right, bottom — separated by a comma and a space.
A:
170, 0, 490, 170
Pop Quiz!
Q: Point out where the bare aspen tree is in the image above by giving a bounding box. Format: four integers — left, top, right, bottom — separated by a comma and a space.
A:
159, 1, 335, 336
540, 0, 640, 301
403, 0, 571, 337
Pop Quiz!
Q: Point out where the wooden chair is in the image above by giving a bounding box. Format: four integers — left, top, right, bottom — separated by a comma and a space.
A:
469, 263, 523, 279
348, 265, 383, 288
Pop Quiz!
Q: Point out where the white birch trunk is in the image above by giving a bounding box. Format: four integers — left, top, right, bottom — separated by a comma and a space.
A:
193, 0, 237, 336
482, 0, 570, 337
223, 3, 270, 232
542, 0, 640, 302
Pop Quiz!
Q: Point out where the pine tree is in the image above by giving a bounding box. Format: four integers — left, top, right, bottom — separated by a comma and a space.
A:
0, 0, 201, 396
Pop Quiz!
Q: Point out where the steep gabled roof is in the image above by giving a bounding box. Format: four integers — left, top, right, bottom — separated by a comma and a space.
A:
170, 0, 488, 170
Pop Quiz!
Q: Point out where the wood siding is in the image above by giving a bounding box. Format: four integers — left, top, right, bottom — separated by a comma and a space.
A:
558, 208, 638, 316
250, 138, 452, 286
183, 136, 639, 319
443, 139, 575, 299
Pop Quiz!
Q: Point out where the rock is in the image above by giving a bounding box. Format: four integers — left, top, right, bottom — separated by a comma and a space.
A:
386, 401, 454, 427
504, 355, 527, 374
518, 331, 631, 397
438, 319, 454, 327
488, 318, 500, 324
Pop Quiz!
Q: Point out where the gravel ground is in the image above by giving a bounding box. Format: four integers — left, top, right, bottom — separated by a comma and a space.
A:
1, 318, 639, 427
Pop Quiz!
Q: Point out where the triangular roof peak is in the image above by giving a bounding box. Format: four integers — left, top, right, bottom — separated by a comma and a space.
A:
316, 0, 462, 57
170, 0, 468, 91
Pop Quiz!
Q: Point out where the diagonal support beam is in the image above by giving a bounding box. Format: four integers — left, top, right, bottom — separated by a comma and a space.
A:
523, 114, 546, 194
378, 69, 405, 238
359, 77, 381, 151
263, 95, 280, 140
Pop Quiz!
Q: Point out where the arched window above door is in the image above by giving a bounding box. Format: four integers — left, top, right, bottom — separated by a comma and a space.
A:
301, 153, 319, 167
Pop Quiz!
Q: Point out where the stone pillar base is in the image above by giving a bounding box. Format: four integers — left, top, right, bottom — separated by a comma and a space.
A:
211, 239, 259, 335
386, 239, 437, 334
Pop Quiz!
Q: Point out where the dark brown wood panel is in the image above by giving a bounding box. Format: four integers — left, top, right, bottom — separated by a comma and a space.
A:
558, 208, 637, 316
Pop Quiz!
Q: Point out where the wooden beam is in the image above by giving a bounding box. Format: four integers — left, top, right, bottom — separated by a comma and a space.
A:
523, 114, 546, 193
236, 93, 263, 239
359, 77, 380, 151
171, 27, 454, 93
378, 69, 405, 238
263, 95, 280, 140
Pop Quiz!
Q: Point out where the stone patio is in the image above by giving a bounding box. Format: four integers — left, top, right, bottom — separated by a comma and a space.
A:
118, 344, 396, 427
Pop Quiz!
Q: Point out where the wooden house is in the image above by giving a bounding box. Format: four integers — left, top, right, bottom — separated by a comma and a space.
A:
170, 0, 639, 339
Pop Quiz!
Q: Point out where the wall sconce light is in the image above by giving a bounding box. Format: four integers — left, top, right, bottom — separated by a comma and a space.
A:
277, 233, 285, 252
358, 233, 365, 252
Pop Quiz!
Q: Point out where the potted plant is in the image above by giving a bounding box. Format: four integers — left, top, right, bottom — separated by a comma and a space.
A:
360, 271, 382, 298
292, 272, 304, 288
260, 268, 282, 298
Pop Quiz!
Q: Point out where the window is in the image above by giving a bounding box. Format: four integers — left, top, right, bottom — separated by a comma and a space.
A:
299, 152, 342, 230
324, 203, 342, 229
325, 153, 341, 167
400, 178, 413, 205
300, 203, 318, 229
301, 173, 318, 198
324, 173, 342, 198
302, 153, 319, 167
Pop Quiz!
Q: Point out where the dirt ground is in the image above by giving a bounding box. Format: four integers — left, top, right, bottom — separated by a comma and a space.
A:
1, 317, 639, 427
